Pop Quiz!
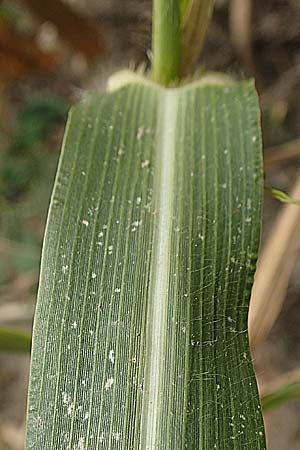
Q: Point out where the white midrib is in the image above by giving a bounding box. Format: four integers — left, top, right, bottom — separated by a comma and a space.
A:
140, 90, 178, 449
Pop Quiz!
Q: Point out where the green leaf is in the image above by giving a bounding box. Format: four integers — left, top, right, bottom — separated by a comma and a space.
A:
180, 0, 215, 76
181, 0, 190, 17
261, 379, 300, 412
269, 187, 300, 205
0, 327, 31, 353
25, 73, 266, 449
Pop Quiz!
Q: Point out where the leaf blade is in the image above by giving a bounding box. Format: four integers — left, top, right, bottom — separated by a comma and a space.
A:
0, 327, 31, 353
25, 77, 266, 449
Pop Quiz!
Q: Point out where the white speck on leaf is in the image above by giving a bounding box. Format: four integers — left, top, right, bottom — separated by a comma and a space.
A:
62, 392, 70, 404
112, 432, 121, 442
67, 402, 75, 416
141, 159, 150, 168
109, 350, 115, 364
105, 378, 114, 390
118, 146, 125, 156
137, 127, 144, 140
77, 437, 84, 450
91, 272, 97, 279
82, 220, 89, 227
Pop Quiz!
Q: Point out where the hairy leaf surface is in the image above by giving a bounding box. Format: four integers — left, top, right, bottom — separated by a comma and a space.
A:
25, 76, 266, 449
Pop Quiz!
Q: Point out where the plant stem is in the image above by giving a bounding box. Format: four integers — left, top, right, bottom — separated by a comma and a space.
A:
152, 0, 181, 85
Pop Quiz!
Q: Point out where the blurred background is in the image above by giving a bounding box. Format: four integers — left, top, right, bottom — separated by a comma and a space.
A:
0, 0, 300, 449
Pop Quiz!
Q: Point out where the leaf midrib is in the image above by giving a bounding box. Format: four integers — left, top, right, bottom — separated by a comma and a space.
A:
140, 89, 179, 449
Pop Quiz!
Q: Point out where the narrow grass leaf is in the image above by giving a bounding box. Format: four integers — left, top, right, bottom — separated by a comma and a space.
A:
25, 75, 266, 449
261, 379, 300, 412
269, 187, 300, 205
0, 327, 31, 353
180, 0, 215, 76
